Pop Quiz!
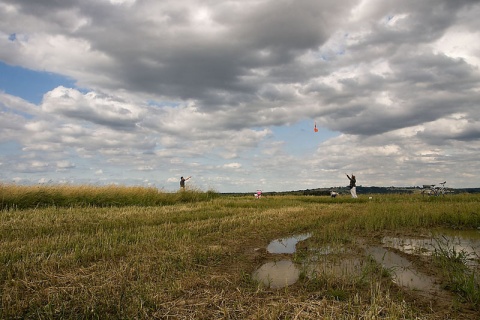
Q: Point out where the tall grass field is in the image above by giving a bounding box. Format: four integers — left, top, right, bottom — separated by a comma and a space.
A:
1, 184, 479, 319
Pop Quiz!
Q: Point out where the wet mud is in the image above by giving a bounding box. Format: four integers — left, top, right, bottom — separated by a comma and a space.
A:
252, 229, 480, 295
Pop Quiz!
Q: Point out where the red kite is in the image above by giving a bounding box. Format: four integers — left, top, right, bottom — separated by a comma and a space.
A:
314, 121, 318, 132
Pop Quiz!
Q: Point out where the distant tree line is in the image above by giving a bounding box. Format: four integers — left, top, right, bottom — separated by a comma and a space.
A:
221, 186, 480, 197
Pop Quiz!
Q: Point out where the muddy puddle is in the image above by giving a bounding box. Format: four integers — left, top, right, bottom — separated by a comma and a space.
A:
266, 233, 311, 254
251, 260, 300, 289
252, 229, 480, 292
252, 234, 310, 288
365, 246, 439, 292
382, 229, 480, 267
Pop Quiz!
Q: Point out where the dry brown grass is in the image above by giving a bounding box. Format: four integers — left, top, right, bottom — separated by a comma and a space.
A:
1, 193, 479, 319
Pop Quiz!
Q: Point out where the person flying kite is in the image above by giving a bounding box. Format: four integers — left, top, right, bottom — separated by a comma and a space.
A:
180, 176, 191, 190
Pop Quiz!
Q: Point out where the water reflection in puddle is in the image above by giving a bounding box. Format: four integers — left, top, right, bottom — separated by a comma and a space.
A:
253, 234, 310, 289
252, 260, 300, 289
252, 229, 479, 291
366, 247, 439, 292
267, 233, 311, 254
382, 229, 480, 266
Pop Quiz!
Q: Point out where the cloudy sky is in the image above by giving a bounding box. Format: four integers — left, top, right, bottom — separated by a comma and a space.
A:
1, 0, 480, 192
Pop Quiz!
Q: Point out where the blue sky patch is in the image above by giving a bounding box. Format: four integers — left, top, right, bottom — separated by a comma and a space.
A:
0, 61, 76, 104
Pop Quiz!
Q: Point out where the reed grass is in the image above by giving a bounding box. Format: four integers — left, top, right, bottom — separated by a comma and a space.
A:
0, 184, 219, 209
1, 189, 479, 319
433, 236, 480, 307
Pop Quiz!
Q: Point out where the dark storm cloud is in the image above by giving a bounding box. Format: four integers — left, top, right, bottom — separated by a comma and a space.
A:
1, 0, 480, 190
314, 45, 480, 136
2, 0, 478, 114
231, 0, 331, 55
3, 0, 479, 138
390, 51, 480, 91
108, 2, 336, 109
1, 0, 357, 112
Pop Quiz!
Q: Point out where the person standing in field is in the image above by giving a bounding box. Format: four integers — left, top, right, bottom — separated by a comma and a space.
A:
180, 176, 191, 190
346, 173, 357, 198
